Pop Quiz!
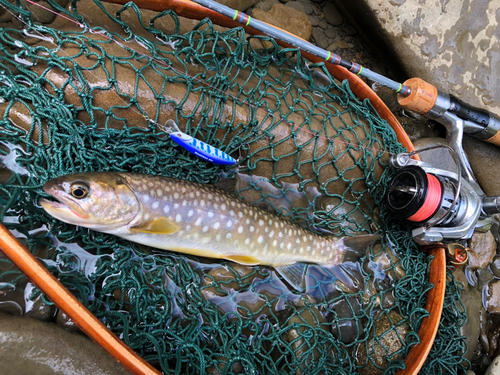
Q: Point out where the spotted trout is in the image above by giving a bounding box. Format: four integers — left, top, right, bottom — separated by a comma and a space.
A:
40, 172, 379, 289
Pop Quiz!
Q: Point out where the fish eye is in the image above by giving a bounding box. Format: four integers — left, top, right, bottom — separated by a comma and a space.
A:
70, 183, 89, 199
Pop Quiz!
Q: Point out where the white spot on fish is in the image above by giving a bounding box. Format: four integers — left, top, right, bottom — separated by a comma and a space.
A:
238, 226, 243, 233
269, 230, 274, 237
182, 200, 187, 206
246, 219, 250, 225
188, 209, 194, 217
200, 200, 205, 207
195, 218, 202, 226
208, 212, 214, 218
186, 225, 191, 231
226, 221, 232, 228
263, 244, 268, 254
250, 226, 255, 232
257, 235, 263, 243
303, 236, 307, 242
163, 205, 170, 214
174, 204, 179, 209
216, 234, 221, 241
279, 232, 283, 238
272, 240, 277, 247
189, 192, 194, 198
233, 240, 239, 246
207, 194, 213, 200
226, 233, 232, 239
275, 222, 279, 228
259, 220, 264, 226
202, 226, 209, 232
280, 243, 285, 249
152, 202, 159, 209
268, 220, 273, 226
157, 189, 163, 197
245, 238, 250, 245
144, 195, 150, 202
176, 214, 182, 222
229, 210, 235, 216
238, 212, 244, 218
214, 222, 220, 230
221, 204, 226, 211
144, 213, 150, 221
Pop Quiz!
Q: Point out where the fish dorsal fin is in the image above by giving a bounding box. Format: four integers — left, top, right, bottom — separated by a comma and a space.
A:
274, 263, 308, 291
130, 217, 180, 234
224, 255, 261, 265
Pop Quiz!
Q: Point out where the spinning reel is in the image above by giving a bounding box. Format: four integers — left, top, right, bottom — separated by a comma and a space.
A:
386, 86, 500, 253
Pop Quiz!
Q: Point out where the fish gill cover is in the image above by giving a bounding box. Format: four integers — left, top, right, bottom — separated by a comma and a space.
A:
0, 0, 466, 374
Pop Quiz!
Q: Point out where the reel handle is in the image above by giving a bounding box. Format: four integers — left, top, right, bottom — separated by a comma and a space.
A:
482, 196, 500, 216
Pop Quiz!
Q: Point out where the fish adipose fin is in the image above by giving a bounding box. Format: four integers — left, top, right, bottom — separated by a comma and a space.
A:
274, 263, 307, 291
130, 217, 180, 234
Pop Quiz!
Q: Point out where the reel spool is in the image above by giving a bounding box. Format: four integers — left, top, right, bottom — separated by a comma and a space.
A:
386, 165, 467, 228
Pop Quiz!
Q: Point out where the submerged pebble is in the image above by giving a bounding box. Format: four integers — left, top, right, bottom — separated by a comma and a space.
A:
355, 310, 409, 375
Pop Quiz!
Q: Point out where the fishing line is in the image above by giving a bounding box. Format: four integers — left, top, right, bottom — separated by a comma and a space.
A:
14, 0, 393, 159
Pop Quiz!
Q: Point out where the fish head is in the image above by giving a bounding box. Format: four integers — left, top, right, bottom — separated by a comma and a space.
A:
40, 172, 139, 230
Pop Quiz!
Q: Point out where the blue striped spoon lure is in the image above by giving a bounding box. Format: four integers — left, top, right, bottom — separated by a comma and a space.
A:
163, 120, 237, 166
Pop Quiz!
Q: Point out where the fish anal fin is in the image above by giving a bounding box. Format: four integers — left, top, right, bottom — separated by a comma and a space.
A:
274, 263, 307, 291
130, 217, 180, 234
224, 255, 261, 265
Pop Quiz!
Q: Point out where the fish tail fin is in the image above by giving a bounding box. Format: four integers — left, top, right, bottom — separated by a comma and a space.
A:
341, 234, 381, 262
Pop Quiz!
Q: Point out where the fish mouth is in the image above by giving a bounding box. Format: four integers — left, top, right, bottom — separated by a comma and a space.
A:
40, 188, 90, 224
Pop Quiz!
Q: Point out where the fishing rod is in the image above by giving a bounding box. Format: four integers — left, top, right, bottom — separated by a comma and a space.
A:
191, 0, 412, 96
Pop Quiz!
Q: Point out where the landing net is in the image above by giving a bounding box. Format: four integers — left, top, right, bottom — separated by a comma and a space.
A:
0, 1, 467, 374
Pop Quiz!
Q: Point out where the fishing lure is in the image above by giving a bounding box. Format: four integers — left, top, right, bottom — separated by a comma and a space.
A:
163, 119, 237, 166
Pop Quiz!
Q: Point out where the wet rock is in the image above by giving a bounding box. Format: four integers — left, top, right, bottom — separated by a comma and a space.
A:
491, 256, 500, 278
318, 18, 328, 30
22, 0, 56, 24
355, 310, 409, 375
284, 297, 327, 374
312, 28, 329, 50
327, 42, 338, 53
324, 25, 336, 39
24, 294, 57, 321
284, 1, 305, 13
475, 268, 495, 294
0, 300, 23, 316
485, 279, 500, 314
468, 230, 497, 270
328, 296, 364, 344
463, 135, 500, 197
412, 137, 457, 172
253, 4, 312, 42
216, 0, 260, 11
254, 0, 280, 11
485, 356, 500, 375
459, 286, 483, 362
323, 2, 343, 26
56, 309, 80, 332
336, 0, 500, 116
0, 313, 131, 375
308, 14, 320, 27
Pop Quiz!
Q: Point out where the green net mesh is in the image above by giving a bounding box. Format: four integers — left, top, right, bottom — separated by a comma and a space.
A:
0, 1, 468, 374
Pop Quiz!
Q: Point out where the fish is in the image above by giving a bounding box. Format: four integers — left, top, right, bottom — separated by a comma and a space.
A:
40, 172, 379, 290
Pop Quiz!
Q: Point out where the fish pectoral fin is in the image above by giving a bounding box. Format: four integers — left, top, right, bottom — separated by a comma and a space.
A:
224, 255, 261, 265
274, 263, 307, 291
130, 217, 180, 234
